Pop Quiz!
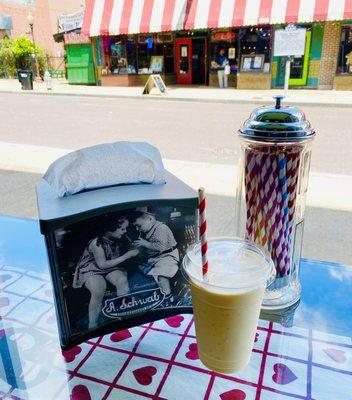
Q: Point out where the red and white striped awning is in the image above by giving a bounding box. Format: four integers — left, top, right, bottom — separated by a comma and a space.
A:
82, 0, 352, 37
185, 0, 352, 30
81, 0, 189, 36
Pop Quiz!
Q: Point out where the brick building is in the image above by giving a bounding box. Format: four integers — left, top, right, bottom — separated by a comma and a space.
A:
77, 0, 352, 90
0, 0, 84, 55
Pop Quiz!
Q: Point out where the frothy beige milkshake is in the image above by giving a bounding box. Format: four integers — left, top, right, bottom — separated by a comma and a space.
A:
183, 238, 275, 373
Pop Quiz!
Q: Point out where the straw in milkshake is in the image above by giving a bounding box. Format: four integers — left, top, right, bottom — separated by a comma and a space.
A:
198, 187, 209, 280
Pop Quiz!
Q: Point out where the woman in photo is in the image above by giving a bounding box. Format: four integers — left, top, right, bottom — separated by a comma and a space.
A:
73, 216, 138, 329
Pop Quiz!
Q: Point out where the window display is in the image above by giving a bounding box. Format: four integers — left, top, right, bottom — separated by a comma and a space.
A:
210, 27, 272, 75
210, 29, 238, 74
240, 54, 264, 72
239, 27, 272, 64
137, 36, 153, 72
101, 35, 174, 75
337, 26, 352, 74
150, 56, 164, 73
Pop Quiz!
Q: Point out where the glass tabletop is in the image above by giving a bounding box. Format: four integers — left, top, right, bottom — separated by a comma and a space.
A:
0, 216, 351, 400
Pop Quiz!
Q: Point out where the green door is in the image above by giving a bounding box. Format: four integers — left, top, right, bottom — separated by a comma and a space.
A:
66, 44, 96, 85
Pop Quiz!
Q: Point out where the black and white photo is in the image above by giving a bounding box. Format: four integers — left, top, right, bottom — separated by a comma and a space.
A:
54, 205, 196, 339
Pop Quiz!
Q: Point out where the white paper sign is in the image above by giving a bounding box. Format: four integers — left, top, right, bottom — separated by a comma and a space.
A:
58, 9, 84, 33
274, 28, 306, 57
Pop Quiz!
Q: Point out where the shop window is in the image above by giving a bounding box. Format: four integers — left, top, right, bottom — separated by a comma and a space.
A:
337, 26, 352, 74
110, 39, 127, 74
210, 30, 238, 74
101, 36, 129, 75
126, 37, 137, 74
101, 34, 173, 75
137, 36, 154, 73
239, 27, 271, 72
155, 43, 174, 73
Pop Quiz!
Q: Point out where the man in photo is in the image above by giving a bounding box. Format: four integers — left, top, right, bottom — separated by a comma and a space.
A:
132, 209, 179, 306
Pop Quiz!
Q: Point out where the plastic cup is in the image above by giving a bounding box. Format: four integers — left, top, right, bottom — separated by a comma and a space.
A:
182, 237, 275, 373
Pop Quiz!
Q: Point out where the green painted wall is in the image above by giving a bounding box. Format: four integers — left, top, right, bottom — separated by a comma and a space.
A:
310, 23, 324, 59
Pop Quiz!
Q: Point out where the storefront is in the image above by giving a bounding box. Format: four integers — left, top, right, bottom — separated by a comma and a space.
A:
81, 0, 189, 87
81, 0, 352, 90
271, 23, 324, 89
334, 21, 352, 90
95, 32, 176, 86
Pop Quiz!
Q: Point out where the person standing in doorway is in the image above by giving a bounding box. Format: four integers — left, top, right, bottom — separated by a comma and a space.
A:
214, 48, 229, 88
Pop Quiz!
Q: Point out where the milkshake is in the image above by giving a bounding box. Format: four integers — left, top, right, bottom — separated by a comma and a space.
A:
183, 238, 275, 373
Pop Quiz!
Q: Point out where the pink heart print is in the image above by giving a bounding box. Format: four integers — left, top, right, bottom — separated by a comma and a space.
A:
110, 329, 132, 342
62, 346, 82, 363
0, 297, 10, 307
272, 363, 297, 385
186, 343, 199, 360
133, 366, 157, 385
71, 385, 92, 400
220, 389, 246, 400
323, 348, 347, 363
165, 315, 184, 328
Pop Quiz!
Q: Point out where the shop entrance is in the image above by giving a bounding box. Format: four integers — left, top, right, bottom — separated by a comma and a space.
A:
175, 38, 192, 84
175, 38, 207, 85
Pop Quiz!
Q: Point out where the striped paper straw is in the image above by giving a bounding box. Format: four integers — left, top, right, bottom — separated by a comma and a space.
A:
284, 147, 303, 271
244, 148, 258, 240
198, 187, 208, 279
244, 144, 304, 278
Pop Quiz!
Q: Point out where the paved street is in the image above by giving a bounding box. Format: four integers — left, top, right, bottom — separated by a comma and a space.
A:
1, 92, 351, 173
0, 92, 351, 264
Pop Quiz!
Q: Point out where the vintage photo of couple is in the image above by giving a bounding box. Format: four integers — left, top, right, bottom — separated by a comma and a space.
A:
71, 207, 181, 330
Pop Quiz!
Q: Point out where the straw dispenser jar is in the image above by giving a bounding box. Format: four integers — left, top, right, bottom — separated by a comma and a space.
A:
235, 96, 316, 309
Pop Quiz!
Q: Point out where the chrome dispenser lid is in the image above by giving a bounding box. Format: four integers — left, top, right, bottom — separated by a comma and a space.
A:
239, 96, 316, 142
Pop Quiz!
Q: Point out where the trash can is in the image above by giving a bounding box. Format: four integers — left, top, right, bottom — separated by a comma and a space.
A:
17, 70, 33, 90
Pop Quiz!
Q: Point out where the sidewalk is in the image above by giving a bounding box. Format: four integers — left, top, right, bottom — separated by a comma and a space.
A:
1, 140, 351, 264
0, 141, 351, 212
1, 78, 352, 106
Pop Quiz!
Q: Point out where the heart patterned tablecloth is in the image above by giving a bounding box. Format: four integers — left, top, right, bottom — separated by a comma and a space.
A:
1, 264, 352, 400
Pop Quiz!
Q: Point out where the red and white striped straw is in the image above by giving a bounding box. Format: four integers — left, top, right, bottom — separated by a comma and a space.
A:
198, 187, 208, 279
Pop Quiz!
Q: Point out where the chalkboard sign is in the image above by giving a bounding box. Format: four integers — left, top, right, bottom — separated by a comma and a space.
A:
142, 74, 167, 95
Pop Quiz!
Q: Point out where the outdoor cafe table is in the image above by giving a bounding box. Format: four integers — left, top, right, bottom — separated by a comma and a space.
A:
0, 215, 351, 400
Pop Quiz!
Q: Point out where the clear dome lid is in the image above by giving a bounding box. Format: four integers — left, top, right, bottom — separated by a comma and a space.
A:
238, 96, 316, 142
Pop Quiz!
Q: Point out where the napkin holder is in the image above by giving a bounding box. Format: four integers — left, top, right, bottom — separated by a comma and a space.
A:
36, 171, 198, 349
